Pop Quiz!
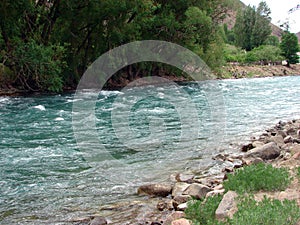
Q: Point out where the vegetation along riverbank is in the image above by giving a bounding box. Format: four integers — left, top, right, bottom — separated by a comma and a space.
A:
78, 119, 300, 225
0, 0, 299, 94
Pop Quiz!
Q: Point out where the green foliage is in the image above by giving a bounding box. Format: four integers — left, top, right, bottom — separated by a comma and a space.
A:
264, 35, 280, 46
234, 1, 272, 51
185, 195, 223, 225
223, 163, 291, 193
245, 45, 283, 63
229, 196, 300, 225
223, 44, 246, 63
297, 167, 300, 177
280, 31, 300, 65
12, 40, 66, 92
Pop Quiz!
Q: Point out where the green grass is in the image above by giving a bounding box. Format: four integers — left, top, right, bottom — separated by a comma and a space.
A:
185, 195, 300, 225
223, 163, 291, 193
185, 195, 223, 225
229, 196, 300, 225
297, 167, 300, 177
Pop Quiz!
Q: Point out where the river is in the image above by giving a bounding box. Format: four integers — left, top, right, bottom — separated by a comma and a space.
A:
1, 76, 300, 224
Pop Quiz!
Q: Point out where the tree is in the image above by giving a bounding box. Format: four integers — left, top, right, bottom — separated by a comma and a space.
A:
234, 1, 272, 51
280, 32, 300, 66
251, 1, 272, 47
234, 5, 256, 51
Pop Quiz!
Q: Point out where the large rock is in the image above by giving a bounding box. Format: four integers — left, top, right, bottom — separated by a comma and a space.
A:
171, 218, 191, 225
163, 211, 185, 225
269, 135, 284, 147
175, 173, 194, 183
90, 216, 107, 225
137, 183, 172, 197
182, 183, 212, 199
172, 182, 190, 197
244, 142, 281, 160
215, 191, 238, 221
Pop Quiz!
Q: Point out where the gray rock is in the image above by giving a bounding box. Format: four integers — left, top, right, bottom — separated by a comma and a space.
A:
177, 202, 188, 211
277, 130, 287, 138
138, 183, 172, 197
90, 216, 107, 225
252, 141, 264, 148
171, 218, 191, 225
172, 182, 190, 197
244, 142, 281, 160
183, 183, 212, 199
242, 156, 264, 165
173, 195, 190, 204
175, 173, 194, 183
269, 135, 284, 147
215, 191, 238, 221
284, 135, 293, 143
163, 211, 185, 225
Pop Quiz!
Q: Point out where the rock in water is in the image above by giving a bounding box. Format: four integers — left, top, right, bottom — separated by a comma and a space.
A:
137, 183, 172, 197
244, 142, 281, 160
215, 191, 238, 221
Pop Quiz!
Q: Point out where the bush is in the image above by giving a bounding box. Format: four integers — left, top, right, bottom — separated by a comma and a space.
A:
223, 163, 291, 193
185, 195, 223, 225
229, 196, 300, 225
11, 39, 66, 92
245, 45, 283, 63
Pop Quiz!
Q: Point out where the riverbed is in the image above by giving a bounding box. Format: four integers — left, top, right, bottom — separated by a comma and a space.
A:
1, 75, 300, 224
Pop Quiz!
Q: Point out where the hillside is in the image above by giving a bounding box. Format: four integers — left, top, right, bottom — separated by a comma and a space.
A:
224, 0, 283, 40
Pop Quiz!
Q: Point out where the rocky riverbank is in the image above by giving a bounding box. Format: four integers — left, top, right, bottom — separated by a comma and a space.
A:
77, 119, 300, 225
220, 64, 300, 79
1, 64, 300, 96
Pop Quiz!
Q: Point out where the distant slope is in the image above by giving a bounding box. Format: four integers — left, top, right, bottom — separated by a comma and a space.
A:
224, 0, 283, 40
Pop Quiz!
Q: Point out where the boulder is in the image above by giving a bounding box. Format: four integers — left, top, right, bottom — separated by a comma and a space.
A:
252, 141, 264, 148
90, 216, 107, 225
173, 195, 190, 205
244, 142, 281, 160
183, 183, 212, 199
138, 183, 172, 197
172, 182, 190, 197
215, 191, 238, 221
175, 173, 194, 183
163, 211, 185, 225
242, 156, 264, 165
269, 135, 284, 147
171, 218, 191, 225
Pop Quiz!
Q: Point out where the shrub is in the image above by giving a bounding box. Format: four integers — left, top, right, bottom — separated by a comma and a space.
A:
229, 196, 300, 225
185, 195, 223, 225
223, 163, 291, 193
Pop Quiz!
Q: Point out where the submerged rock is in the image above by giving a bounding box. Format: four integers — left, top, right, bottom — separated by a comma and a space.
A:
138, 183, 172, 197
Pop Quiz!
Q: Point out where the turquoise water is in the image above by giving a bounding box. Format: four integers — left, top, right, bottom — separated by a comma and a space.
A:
1, 76, 300, 224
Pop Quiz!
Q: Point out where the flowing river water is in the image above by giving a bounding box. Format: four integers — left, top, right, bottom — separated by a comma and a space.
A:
1, 76, 300, 224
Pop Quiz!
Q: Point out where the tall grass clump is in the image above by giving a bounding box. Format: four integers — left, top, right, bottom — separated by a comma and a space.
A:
223, 163, 291, 193
185, 195, 223, 225
229, 196, 300, 225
